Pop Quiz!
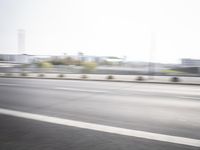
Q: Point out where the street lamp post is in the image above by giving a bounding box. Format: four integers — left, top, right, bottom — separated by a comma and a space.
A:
148, 33, 156, 79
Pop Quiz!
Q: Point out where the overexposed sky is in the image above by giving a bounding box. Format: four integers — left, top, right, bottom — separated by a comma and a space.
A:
0, 0, 200, 63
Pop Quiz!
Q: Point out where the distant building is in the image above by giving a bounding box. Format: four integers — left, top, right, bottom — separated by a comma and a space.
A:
181, 58, 200, 67
0, 54, 35, 64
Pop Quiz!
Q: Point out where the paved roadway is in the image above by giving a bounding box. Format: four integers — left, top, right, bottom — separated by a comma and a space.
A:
0, 78, 200, 150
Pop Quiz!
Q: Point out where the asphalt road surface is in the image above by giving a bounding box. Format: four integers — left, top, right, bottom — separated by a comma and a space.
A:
0, 78, 200, 150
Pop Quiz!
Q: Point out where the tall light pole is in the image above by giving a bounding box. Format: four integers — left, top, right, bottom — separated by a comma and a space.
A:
17, 29, 26, 54
148, 32, 156, 79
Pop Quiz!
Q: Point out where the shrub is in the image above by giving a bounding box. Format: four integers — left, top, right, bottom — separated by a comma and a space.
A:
135, 76, 144, 81
106, 75, 114, 80
170, 77, 180, 82
4, 73, 12, 77
20, 72, 28, 76
20, 64, 29, 68
161, 69, 184, 75
38, 74, 45, 77
81, 74, 88, 79
37, 62, 53, 68
58, 74, 65, 78
82, 62, 97, 73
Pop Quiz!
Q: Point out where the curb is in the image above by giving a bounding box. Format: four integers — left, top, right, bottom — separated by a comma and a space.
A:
0, 76, 200, 86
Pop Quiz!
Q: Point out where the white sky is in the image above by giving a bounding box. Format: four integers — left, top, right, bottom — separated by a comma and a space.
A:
0, 0, 200, 63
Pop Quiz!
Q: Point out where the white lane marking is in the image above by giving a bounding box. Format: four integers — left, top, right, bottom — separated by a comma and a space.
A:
54, 87, 108, 93
0, 83, 108, 93
129, 89, 200, 97
0, 108, 199, 147
0, 83, 35, 88
0, 83, 18, 86
177, 96, 200, 100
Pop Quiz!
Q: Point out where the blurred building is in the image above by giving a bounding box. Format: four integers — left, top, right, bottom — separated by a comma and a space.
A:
0, 54, 35, 64
181, 58, 200, 67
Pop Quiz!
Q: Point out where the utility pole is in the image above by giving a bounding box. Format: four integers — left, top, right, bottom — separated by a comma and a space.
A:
148, 32, 156, 79
17, 29, 26, 54
17, 29, 26, 64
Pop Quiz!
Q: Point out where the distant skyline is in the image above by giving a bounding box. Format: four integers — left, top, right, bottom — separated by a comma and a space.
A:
1, 0, 200, 63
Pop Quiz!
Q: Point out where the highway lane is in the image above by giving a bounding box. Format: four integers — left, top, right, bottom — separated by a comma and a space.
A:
0, 78, 200, 149
0, 115, 198, 150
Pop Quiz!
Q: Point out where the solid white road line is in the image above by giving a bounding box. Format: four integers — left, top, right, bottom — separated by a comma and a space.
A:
54, 87, 108, 93
129, 89, 200, 97
0, 83, 18, 86
0, 108, 199, 147
0, 83, 108, 93
177, 96, 200, 100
